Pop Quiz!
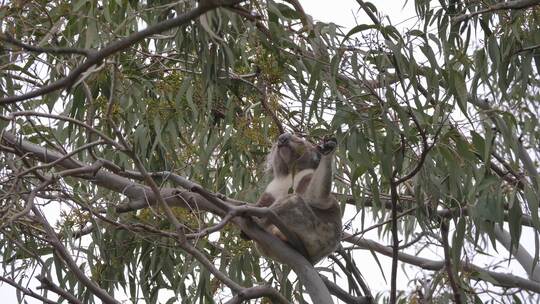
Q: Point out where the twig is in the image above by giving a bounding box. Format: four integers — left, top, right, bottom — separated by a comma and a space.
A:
328, 254, 363, 297
7, 111, 119, 148
440, 221, 463, 303
36, 275, 83, 304
0, 275, 56, 304
388, 180, 400, 304
0, 33, 92, 56
397, 232, 427, 250
2, 178, 53, 228
31, 206, 120, 304
104, 69, 188, 238
187, 213, 234, 238
321, 276, 372, 304
259, 80, 285, 134
224, 285, 290, 304
352, 207, 417, 237
337, 248, 373, 299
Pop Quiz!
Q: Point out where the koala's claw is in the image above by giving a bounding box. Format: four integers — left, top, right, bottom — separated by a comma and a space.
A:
318, 138, 337, 155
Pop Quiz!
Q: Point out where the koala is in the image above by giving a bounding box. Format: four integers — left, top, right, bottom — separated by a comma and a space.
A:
255, 133, 342, 264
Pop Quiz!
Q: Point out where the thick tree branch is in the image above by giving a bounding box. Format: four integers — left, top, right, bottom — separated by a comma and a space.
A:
494, 226, 540, 281
453, 0, 540, 24
233, 216, 334, 303
343, 233, 540, 293
1, 132, 334, 303
339, 194, 535, 228
1, 132, 222, 215
120, 170, 311, 260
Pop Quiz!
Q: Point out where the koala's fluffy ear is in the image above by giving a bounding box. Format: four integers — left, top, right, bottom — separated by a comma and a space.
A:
317, 138, 337, 155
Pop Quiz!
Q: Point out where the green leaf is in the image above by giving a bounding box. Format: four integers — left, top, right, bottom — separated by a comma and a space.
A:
470, 131, 485, 159
343, 24, 377, 41
73, 0, 88, 11
451, 69, 468, 116
508, 191, 522, 251
85, 19, 98, 49
452, 217, 466, 260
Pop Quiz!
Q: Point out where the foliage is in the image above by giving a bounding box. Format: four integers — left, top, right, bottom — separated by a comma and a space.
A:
0, 0, 540, 303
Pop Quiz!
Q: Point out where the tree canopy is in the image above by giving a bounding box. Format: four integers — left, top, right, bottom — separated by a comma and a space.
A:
1, 0, 540, 303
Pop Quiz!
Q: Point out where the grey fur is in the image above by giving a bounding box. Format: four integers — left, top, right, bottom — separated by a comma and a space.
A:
257, 134, 342, 264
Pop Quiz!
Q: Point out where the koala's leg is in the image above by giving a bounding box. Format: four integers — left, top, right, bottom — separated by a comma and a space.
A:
302, 139, 336, 209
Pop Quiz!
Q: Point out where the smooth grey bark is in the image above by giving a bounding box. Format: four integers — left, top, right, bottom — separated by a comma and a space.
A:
344, 233, 540, 293
494, 226, 540, 282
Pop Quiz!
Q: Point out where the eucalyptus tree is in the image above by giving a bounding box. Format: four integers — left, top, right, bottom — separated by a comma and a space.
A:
1, 0, 539, 303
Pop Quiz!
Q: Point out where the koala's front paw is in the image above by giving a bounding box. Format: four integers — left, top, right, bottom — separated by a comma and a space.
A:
318, 137, 337, 155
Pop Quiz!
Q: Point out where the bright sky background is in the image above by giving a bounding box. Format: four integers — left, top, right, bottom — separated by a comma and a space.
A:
300, 0, 535, 301
0, 1, 536, 303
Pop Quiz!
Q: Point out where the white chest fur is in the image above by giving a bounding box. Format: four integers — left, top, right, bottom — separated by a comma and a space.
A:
264, 169, 314, 200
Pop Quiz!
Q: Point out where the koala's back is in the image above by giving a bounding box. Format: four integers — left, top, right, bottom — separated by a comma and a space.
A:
271, 195, 342, 263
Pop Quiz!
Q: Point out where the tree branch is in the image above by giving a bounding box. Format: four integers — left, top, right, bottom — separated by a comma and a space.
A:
388, 181, 399, 304
343, 233, 540, 293
1, 132, 334, 303
1, 132, 222, 215
321, 276, 372, 304
0, 33, 92, 56
31, 206, 119, 304
36, 275, 83, 304
441, 221, 463, 303
0, 0, 245, 105
338, 194, 535, 228
0, 276, 56, 304
336, 248, 373, 300
494, 226, 540, 281
453, 0, 540, 24
224, 285, 291, 304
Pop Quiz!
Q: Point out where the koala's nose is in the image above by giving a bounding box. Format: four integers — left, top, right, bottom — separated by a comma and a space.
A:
278, 133, 292, 145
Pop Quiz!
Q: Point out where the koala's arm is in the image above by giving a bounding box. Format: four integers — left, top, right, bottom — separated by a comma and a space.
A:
302, 139, 336, 209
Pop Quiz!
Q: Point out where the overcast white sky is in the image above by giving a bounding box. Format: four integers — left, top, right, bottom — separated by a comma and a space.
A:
0, 3, 421, 302
1, 1, 535, 303
300, 0, 428, 295
301, 0, 535, 301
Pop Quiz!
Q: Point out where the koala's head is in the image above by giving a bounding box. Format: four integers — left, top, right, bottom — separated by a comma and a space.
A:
267, 133, 320, 177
